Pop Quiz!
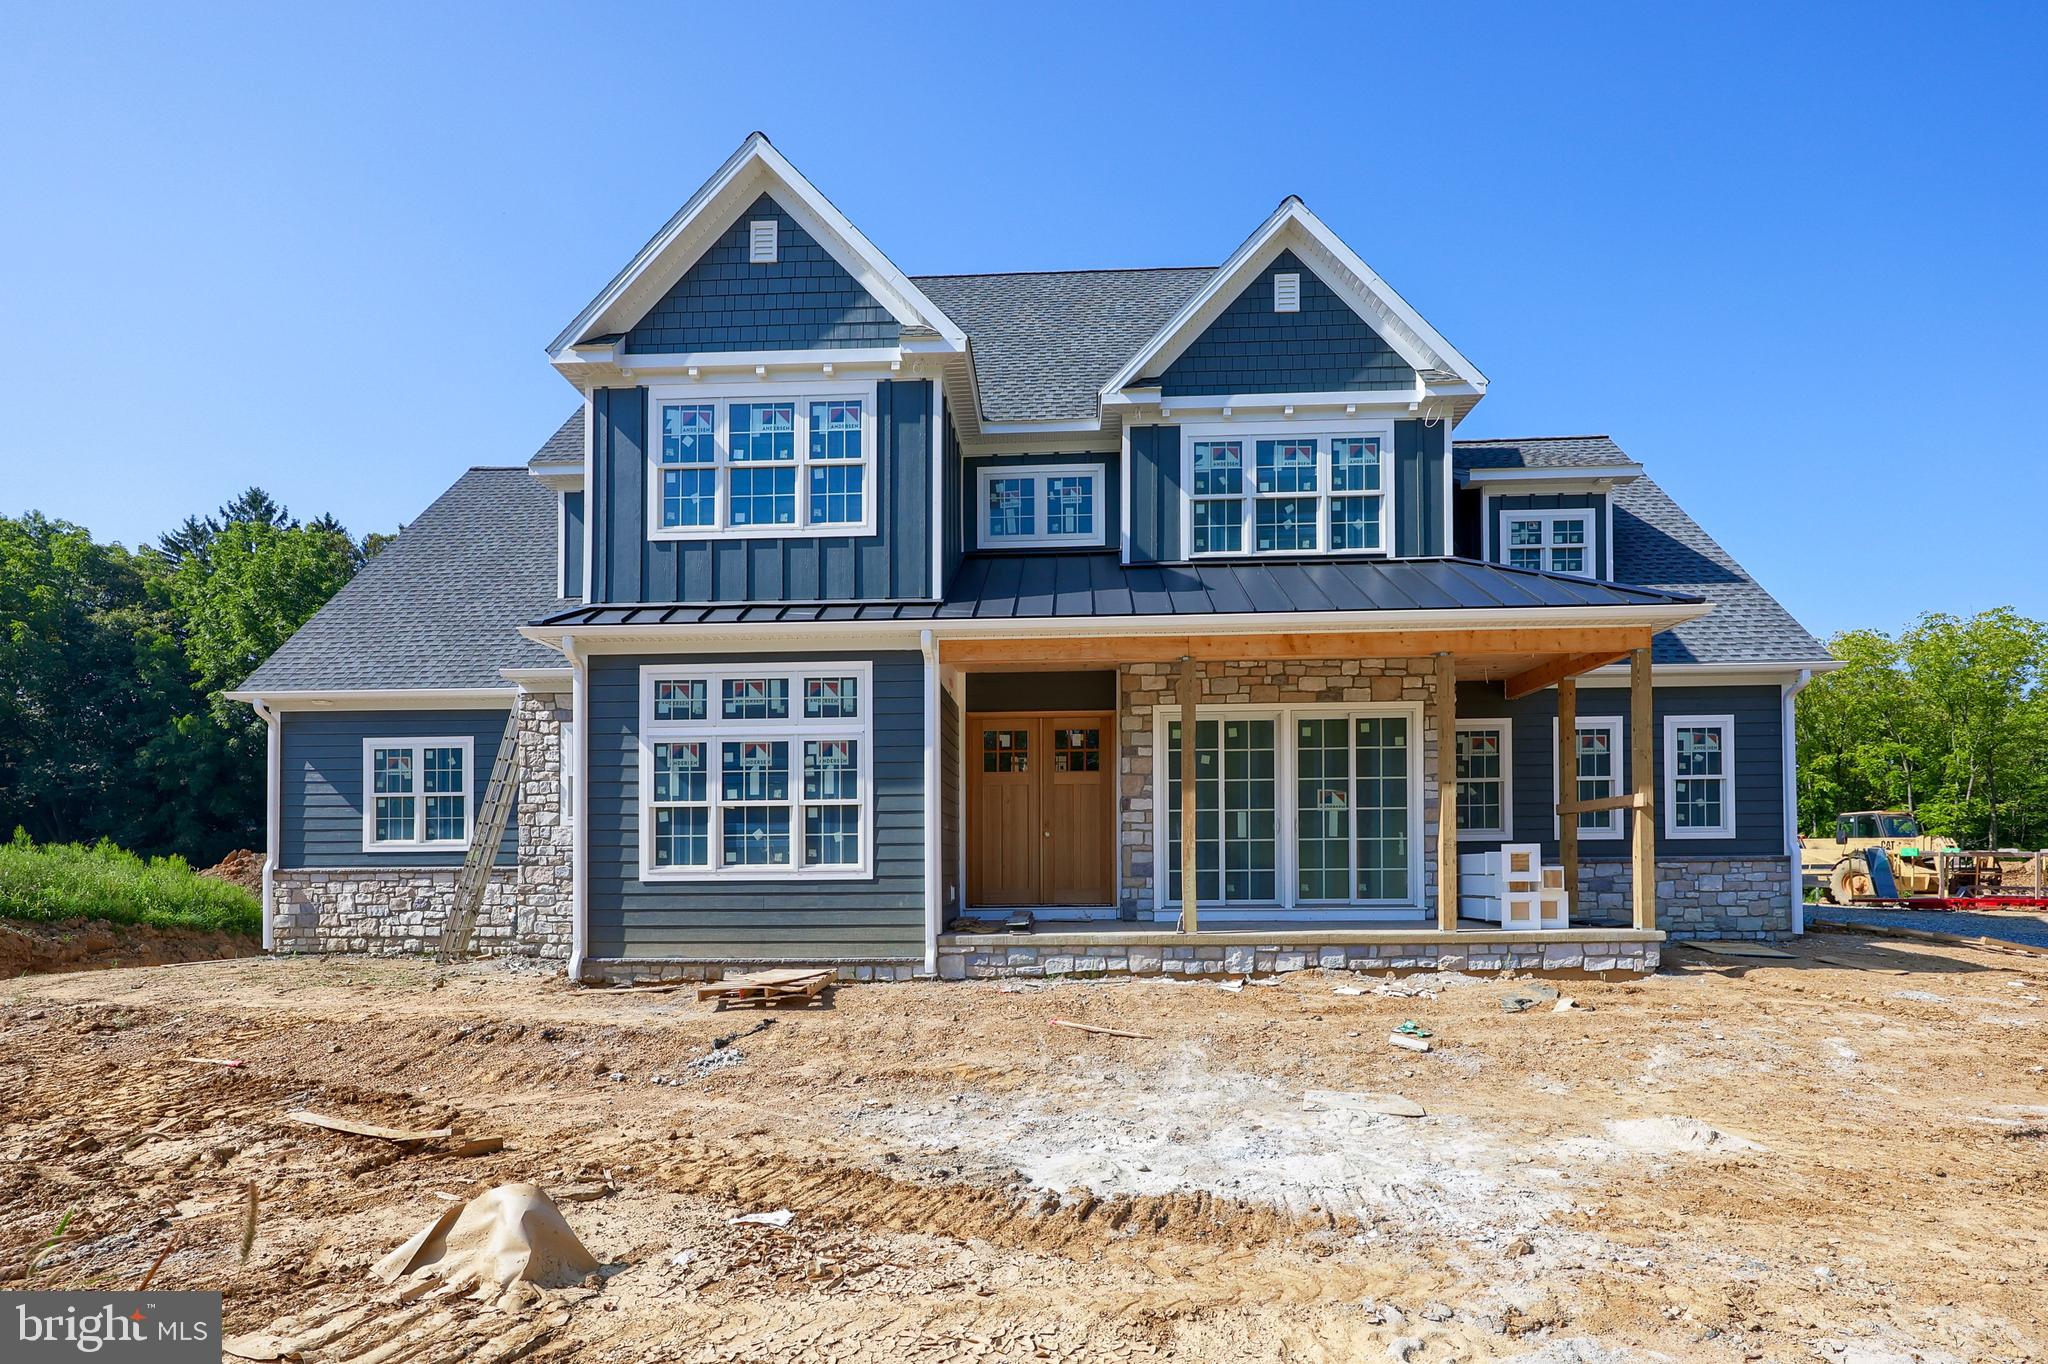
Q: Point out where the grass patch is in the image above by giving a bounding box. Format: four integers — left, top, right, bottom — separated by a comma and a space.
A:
0, 831, 261, 937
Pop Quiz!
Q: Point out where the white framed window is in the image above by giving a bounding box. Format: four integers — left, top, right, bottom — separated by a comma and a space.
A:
1665, 714, 1735, 839
361, 736, 475, 852
647, 383, 877, 540
1552, 715, 1625, 840
637, 662, 874, 881
1181, 420, 1391, 557
976, 464, 1106, 547
1154, 702, 1425, 911
748, 219, 778, 264
560, 720, 577, 830
1498, 509, 1592, 576
1453, 720, 1513, 840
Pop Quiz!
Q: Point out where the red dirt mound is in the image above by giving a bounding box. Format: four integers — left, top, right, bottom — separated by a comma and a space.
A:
199, 848, 264, 892
0, 918, 259, 980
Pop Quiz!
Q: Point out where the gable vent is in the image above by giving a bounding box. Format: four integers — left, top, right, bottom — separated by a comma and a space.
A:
748, 219, 778, 264
1273, 272, 1301, 313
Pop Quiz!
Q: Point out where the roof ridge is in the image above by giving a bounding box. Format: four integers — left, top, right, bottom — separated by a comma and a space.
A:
912, 264, 1217, 281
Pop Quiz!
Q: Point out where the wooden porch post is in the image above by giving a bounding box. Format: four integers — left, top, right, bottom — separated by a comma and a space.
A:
1557, 676, 1579, 903
1178, 654, 1199, 933
1436, 652, 1459, 931
1630, 647, 1657, 931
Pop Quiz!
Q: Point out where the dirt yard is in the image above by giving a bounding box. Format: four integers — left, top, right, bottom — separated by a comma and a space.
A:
2, 935, 2043, 1363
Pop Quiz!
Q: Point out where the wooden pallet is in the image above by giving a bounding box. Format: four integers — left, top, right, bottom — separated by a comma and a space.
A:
696, 968, 837, 1009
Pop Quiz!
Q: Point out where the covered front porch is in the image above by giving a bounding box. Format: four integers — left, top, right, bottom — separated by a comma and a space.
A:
937, 621, 1673, 975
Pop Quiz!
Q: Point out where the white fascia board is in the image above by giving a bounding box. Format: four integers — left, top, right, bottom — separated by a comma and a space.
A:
529, 468, 584, 492
1153, 386, 1425, 417
976, 417, 1108, 436
1097, 198, 1488, 404
501, 666, 573, 690
1462, 464, 1644, 487
549, 134, 966, 360
222, 687, 517, 711
520, 601, 1711, 652
1571, 659, 1842, 687
600, 345, 905, 375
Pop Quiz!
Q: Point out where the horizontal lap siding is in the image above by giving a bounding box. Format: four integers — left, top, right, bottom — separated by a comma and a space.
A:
1454, 682, 1786, 859
586, 652, 926, 960
590, 381, 932, 604
959, 450, 1120, 552
281, 710, 516, 869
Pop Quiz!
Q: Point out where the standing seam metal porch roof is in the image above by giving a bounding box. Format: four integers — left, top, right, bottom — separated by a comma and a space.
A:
530, 554, 1703, 629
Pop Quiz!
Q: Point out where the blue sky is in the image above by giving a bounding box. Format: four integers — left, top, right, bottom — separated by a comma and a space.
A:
2, 2, 2041, 640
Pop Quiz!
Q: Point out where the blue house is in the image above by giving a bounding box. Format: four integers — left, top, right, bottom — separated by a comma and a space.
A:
232, 134, 1832, 981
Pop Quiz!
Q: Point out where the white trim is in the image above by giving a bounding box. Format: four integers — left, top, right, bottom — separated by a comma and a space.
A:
253, 698, 279, 952
1461, 464, 1644, 486
1452, 718, 1513, 841
549, 133, 966, 359
225, 687, 515, 711
1099, 197, 1487, 403
635, 660, 876, 882
975, 462, 1109, 548
1150, 700, 1427, 913
581, 391, 594, 605
1552, 714, 1626, 840
1177, 418, 1395, 560
929, 385, 945, 600
1604, 496, 1616, 581
1572, 661, 1837, 687
1145, 387, 1426, 417
1496, 507, 1597, 578
921, 631, 940, 975
502, 667, 573, 690
1664, 714, 1737, 840
976, 417, 1110, 436
1118, 421, 1133, 564
1782, 669, 1814, 933
560, 718, 577, 832
566, 637, 589, 980
360, 735, 476, 853
645, 381, 878, 541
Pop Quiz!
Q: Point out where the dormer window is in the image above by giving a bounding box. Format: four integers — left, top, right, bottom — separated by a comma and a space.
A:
649, 384, 875, 539
748, 219, 778, 264
1498, 510, 1591, 576
977, 464, 1106, 548
1182, 422, 1389, 557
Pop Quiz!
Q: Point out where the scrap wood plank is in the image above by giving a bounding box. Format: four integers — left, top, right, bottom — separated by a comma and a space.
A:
285, 1110, 454, 1143
1689, 941, 1796, 959
1051, 1019, 1152, 1040
696, 968, 836, 1008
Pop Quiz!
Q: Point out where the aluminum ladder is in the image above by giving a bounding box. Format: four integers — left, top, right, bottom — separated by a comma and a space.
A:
437, 720, 522, 961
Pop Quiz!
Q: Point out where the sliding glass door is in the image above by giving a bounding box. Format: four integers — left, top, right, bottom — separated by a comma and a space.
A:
1165, 717, 1276, 904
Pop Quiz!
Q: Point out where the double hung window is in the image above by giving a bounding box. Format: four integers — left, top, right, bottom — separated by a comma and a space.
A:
1453, 721, 1513, 840
1665, 715, 1735, 839
1554, 716, 1625, 839
1499, 510, 1592, 576
649, 387, 875, 538
362, 737, 474, 851
640, 663, 873, 879
1186, 425, 1389, 556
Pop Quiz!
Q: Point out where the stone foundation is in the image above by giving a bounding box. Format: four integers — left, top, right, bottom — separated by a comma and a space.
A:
937, 935, 1658, 979
269, 691, 575, 960
1576, 856, 1794, 940
1116, 658, 1441, 913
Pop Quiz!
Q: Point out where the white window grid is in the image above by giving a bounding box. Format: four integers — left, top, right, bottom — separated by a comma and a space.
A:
1498, 508, 1593, 577
360, 735, 475, 852
975, 463, 1107, 547
646, 384, 877, 541
1181, 421, 1393, 558
1664, 714, 1736, 840
1452, 719, 1513, 841
637, 662, 875, 881
1150, 702, 1427, 912
1552, 714, 1626, 840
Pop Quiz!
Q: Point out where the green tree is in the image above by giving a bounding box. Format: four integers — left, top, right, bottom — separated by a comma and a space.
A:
170, 520, 356, 695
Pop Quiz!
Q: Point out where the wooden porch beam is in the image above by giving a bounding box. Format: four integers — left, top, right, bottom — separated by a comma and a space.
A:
1630, 647, 1657, 932
1436, 652, 1458, 932
1556, 792, 1652, 816
938, 628, 1656, 668
1178, 654, 1199, 934
1557, 676, 1579, 905
1502, 650, 1631, 701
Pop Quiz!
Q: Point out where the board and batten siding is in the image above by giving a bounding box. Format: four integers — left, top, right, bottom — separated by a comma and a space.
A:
279, 709, 517, 869
621, 192, 899, 355
958, 449, 1121, 553
1452, 682, 1787, 859
587, 380, 933, 604
1484, 492, 1608, 575
1125, 420, 1444, 563
584, 651, 927, 961
562, 490, 586, 599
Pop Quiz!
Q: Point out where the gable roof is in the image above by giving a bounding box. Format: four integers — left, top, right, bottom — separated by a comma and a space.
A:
238, 469, 569, 693
549, 133, 965, 362
914, 267, 1212, 423
1454, 435, 1829, 666
528, 410, 582, 468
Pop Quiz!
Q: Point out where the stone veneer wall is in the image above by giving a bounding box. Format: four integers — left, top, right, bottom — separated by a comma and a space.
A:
270, 691, 574, 960
937, 936, 1658, 979
1116, 658, 1441, 914
1577, 856, 1795, 941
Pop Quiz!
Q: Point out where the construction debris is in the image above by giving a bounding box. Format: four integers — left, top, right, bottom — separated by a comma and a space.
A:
1305, 1090, 1427, 1118
696, 968, 836, 1009
1388, 1032, 1432, 1054
372, 1182, 598, 1292
1691, 942, 1797, 960
1051, 1019, 1152, 1040
285, 1110, 454, 1143
178, 1056, 244, 1067
727, 1209, 795, 1229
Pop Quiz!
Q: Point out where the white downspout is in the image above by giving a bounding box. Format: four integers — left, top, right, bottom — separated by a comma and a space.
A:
252, 698, 280, 952
565, 635, 590, 982
921, 628, 941, 977
1781, 668, 1814, 935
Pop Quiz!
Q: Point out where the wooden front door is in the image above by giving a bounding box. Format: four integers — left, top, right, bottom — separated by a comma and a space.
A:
968, 713, 1114, 907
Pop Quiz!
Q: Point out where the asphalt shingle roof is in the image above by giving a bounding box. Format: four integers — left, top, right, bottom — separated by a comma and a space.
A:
528, 411, 582, 466
1453, 435, 1828, 665
914, 267, 1214, 423
240, 469, 570, 692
